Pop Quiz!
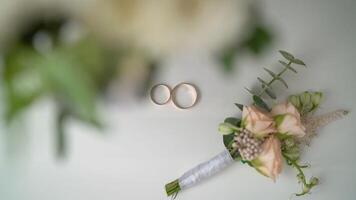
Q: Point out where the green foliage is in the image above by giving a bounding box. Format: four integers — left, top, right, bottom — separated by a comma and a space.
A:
278, 60, 297, 73
3, 40, 105, 124
221, 117, 241, 159
289, 91, 324, 115
218, 24, 273, 72
244, 26, 274, 55
223, 133, 235, 149
219, 117, 241, 136
280, 134, 318, 196
283, 153, 319, 196
222, 117, 241, 148
224, 117, 240, 126
2, 36, 114, 157
245, 50, 306, 100
279, 50, 306, 66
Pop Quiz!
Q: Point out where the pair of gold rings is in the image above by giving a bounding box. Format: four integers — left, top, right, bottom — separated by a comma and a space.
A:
150, 83, 199, 109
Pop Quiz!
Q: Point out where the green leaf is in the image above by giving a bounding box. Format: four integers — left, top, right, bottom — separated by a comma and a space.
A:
223, 133, 235, 149
279, 50, 295, 61
263, 67, 277, 78
220, 50, 236, 72
3, 47, 44, 122
253, 95, 270, 111
244, 26, 273, 55
279, 60, 297, 73
277, 77, 288, 88
292, 58, 306, 66
224, 117, 241, 126
34, 51, 98, 123
222, 118, 241, 149
5, 90, 43, 123
234, 103, 244, 111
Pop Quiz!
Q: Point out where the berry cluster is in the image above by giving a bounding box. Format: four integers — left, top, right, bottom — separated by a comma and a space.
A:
233, 129, 263, 161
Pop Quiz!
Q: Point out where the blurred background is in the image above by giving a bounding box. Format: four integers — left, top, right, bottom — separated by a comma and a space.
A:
0, 0, 273, 157
0, 0, 355, 200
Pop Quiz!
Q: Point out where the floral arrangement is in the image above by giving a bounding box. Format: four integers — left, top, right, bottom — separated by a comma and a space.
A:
165, 50, 348, 198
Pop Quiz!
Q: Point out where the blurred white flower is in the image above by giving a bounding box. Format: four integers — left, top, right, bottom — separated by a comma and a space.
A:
0, 0, 87, 49
83, 0, 250, 57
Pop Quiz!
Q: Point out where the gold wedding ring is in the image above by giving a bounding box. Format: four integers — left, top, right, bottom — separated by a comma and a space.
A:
171, 83, 198, 109
150, 82, 199, 109
150, 84, 172, 105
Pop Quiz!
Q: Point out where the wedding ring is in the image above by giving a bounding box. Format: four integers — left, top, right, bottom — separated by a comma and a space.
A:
150, 84, 172, 105
171, 83, 199, 109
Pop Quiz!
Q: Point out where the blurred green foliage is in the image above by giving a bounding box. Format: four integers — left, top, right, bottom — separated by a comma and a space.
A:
219, 24, 273, 72
218, 4, 274, 72
1, 18, 117, 158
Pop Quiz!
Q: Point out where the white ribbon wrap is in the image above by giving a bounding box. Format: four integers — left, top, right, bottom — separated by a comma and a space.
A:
178, 149, 234, 190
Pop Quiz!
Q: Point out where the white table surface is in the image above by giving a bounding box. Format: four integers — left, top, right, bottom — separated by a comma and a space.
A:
1, 0, 356, 199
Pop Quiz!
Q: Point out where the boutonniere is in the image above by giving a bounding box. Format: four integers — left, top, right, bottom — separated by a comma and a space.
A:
165, 50, 348, 198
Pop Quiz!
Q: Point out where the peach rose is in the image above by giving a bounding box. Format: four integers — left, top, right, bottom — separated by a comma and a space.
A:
242, 106, 276, 138
251, 136, 283, 181
271, 102, 306, 138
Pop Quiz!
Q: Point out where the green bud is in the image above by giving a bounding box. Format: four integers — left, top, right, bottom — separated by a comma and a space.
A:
303, 103, 313, 113
218, 123, 237, 135
299, 91, 311, 106
289, 95, 301, 109
311, 92, 323, 107
310, 177, 319, 186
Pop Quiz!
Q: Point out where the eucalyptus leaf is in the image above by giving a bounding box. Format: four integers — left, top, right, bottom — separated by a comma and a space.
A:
279, 50, 295, 61
263, 67, 277, 78
253, 95, 270, 111
277, 77, 288, 88
292, 58, 306, 66
279, 60, 298, 73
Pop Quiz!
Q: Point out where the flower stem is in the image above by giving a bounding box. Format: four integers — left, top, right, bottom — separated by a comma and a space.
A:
282, 153, 317, 196
165, 179, 181, 197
